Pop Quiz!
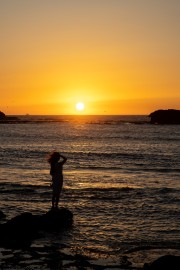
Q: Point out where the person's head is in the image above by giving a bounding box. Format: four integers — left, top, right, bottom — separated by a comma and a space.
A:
47, 151, 60, 164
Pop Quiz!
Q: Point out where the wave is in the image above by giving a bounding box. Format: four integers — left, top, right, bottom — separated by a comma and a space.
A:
0, 182, 42, 195
0, 182, 40, 188
158, 187, 180, 194
1, 146, 179, 165
86, 120, 149, 125
0, 186, 179, 217
0, 183, 179, 193
70, 165, 180, 173
124, 241, 180, 254
0, 188, 36, 195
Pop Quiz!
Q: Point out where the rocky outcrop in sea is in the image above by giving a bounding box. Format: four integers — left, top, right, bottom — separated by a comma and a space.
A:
149, 109, 180, 124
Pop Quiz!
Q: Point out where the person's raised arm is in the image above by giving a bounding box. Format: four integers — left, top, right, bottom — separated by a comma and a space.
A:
59, 154, 67, 165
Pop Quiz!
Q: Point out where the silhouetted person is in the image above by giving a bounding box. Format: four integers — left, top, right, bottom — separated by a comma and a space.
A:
47, 151, 67, 208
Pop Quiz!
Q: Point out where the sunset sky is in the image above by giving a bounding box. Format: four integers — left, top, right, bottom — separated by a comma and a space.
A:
1, 0, 180, 115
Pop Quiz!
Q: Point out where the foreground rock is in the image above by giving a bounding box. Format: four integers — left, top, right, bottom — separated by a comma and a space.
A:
0, 208, 73, 248
144, 255, 180, 270
149, 109, 180, 124
0, 210, 6, 219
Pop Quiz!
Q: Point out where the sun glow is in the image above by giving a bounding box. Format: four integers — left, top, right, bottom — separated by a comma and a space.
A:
76, 102, 85, 111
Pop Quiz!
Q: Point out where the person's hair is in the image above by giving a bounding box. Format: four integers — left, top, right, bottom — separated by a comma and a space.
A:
47, 151, 60, 164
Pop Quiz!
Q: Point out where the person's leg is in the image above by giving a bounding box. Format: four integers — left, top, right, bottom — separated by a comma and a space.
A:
55, 185, 62, 208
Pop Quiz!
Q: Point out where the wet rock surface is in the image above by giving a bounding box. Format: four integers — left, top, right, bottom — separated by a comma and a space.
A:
1, 245, 179, 270
0, 243, 179, 269
0, 244, 138, 270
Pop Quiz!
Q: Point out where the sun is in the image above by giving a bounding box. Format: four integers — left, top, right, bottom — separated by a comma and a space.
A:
76, 102, 85, 111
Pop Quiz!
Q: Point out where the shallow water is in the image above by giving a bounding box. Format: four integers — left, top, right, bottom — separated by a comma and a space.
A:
0, 115, 180, 267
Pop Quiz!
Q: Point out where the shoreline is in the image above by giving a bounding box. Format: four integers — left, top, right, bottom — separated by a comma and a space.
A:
0, 244, 179, 269
1, 210, 179, 269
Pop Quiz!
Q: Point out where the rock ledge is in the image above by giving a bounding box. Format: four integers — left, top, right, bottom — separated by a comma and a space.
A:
0, 208, 73, 248
149, 109, 180, 124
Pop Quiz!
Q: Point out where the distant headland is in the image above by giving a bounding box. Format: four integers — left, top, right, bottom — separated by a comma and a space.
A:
149, 109, 180, 124
0, 111, 19, 122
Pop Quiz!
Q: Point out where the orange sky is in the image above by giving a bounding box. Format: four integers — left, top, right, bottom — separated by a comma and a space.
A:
1, 0, 180, 115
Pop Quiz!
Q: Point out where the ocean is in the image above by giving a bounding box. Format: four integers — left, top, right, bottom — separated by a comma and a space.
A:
0, 115, 180, 269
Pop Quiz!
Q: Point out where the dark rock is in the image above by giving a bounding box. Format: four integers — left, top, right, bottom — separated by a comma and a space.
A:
0, 111, 6, 120
149, 109, 180, 124
40, 207, 73, 230
0, 111, 19, 123
0, 208, 73, 248
0, 210, 6, 219
0, 212, 39, 248
144, 255, 180, 270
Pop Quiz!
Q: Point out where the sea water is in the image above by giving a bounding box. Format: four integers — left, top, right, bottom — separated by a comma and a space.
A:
0, 115, 180, 263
